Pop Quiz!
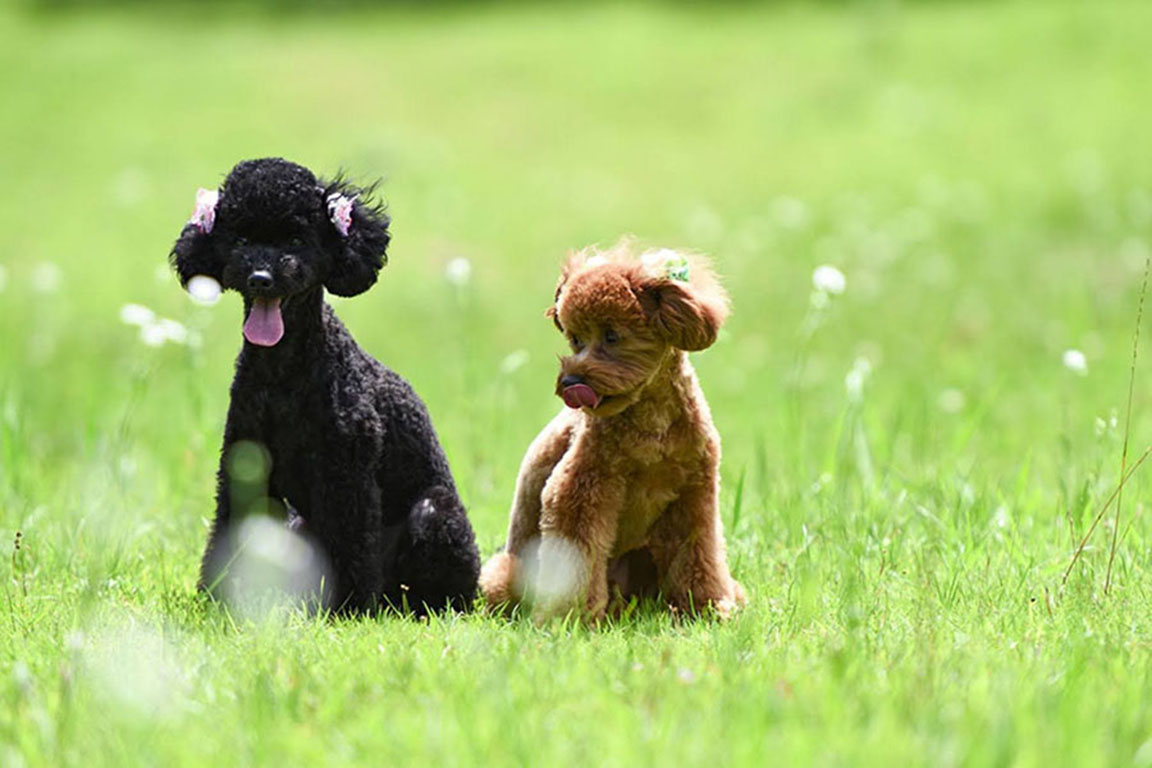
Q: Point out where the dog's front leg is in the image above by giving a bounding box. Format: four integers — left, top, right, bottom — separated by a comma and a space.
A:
656, 474, 745, 620
197, 449, 235, 594
480, 412, 575, 610
306, 483, 386, 613
535, 462, 624, 622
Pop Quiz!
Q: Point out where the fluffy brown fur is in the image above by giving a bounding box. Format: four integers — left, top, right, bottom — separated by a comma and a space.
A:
479, 241, 746, 621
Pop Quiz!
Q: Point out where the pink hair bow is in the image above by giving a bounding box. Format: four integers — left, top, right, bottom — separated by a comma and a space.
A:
327, 193, 355, 238
189, 187, 219, 234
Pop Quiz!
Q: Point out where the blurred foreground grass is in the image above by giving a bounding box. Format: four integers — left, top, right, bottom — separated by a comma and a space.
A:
2, 1, 1152, 765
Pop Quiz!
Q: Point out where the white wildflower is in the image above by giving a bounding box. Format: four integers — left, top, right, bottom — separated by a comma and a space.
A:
112, 167, 150, 208
500, 349, 530, 375
156, 318, 190, 345
771, 196, 809, 230
445, 257, 472, 286
139, 324, 168, 347
938, 389, 966, 414
1062, 349, 1088, 375
31, 262, 62, 294
120, 304, 156, 327
845, 357, 872, 402
812, 265, 846, 295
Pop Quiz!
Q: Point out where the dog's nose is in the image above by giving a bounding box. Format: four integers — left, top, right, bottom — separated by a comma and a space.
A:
247, 270, 274, 291
560, 375, 584, 388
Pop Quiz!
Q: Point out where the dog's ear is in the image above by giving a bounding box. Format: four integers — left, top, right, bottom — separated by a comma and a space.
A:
631, 255, 729, 351
170, 188, 224, 286
321, 180, 390, 297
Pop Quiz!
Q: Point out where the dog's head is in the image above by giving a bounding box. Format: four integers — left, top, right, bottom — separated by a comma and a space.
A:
169, 157, 390, 347
547, 242, 729, 417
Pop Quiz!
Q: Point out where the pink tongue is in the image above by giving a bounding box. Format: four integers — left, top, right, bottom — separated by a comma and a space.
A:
243, 298, 284, 347
562, 384, 601, 409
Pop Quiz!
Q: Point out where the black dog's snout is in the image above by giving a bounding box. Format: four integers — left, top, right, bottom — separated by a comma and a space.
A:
560, 375, 584, 388
247, 270, 274, 290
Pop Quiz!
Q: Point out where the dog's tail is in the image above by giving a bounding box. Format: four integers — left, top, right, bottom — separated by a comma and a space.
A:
388, 487, 480, 615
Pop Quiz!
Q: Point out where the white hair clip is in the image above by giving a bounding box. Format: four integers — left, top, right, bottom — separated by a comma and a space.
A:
189, 188, 219, 234
326, 193, 356, 238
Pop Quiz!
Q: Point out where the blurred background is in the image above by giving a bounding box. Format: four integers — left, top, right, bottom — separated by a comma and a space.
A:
1, 0, 1151, 606
4, 2, 1152, 764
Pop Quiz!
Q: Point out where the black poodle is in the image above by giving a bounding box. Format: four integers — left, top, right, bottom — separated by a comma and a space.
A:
170, 157, 480, 614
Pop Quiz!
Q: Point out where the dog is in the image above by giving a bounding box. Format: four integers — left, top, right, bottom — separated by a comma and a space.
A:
479, 241, 746, 620
170, 157, 480, 614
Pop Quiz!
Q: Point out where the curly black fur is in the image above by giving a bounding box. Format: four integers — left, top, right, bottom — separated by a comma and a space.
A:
171, 157, 480, 614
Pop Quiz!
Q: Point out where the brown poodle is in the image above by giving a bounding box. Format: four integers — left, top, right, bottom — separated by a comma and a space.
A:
479, 241, 746, 620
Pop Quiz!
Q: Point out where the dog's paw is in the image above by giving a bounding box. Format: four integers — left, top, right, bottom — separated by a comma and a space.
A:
479, 552, 520, 610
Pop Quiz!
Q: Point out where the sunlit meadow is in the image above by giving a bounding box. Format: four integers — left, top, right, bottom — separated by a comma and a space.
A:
3, 1, 1152, 765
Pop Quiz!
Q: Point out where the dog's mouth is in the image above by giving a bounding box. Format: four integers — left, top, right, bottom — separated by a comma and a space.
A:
562, 384, 603, 410
243, 297, 285, 347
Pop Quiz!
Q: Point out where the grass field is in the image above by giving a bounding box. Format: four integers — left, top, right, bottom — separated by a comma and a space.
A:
3, 1, 1152, 765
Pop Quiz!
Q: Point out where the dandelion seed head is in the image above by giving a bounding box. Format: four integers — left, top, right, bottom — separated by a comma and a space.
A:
156, 318, 189, 345
812, 265, 846, 295
112, 167, 150, 208
119, 303, 155, 327
30, 263, 62, 294
771, 196, 810, 231
445, 257, 472, 286
12, 661, 32, 696
1062, 349, 1088, 375
139, 323, 167, 347
993, 506, 1011, 529
500, 349, 530, 375
844, 357, 872, 403
938, 388, 966, 414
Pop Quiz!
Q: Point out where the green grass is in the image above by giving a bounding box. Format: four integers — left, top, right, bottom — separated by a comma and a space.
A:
3, 1, 1152, 765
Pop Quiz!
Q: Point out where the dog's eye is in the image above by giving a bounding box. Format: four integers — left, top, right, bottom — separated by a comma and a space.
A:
236, 236, 248, 246
289, 237, 304, 248
569, 334, 583, 351
604, 328, 620, 345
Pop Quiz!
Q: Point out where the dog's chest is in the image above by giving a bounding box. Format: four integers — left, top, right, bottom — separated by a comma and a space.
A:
610, 447, 699, 555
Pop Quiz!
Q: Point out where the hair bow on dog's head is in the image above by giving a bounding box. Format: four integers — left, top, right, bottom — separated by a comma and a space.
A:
189, 188, 220, 234
327, 192, 356, 238
641, 248, 691, 283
